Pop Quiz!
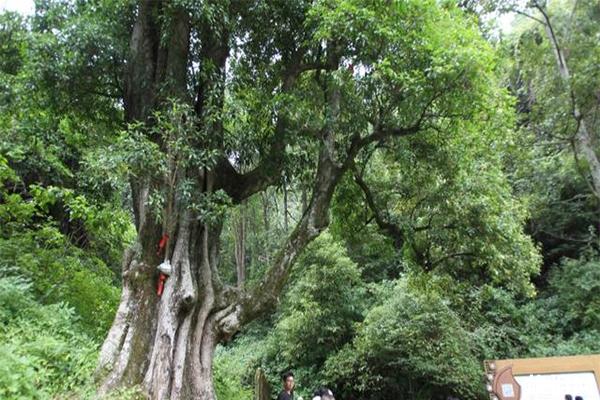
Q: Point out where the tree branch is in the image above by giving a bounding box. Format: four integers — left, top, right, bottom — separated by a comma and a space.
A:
234, 145, 343, 324
215, 52, 454, 333
351, 163, 404, 248
216, 57, 339, 203
356, 81, 451, 149
430, 252, 476, 268
512, 9, 546, 25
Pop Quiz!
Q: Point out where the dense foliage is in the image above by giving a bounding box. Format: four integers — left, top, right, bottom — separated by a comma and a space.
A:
0, 0, 598, 399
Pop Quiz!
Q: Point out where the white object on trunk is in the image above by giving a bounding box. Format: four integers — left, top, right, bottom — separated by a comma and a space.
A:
157, 260, 172, 276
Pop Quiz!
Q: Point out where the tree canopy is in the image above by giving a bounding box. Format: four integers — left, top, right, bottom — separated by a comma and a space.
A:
0, 1, 599, 399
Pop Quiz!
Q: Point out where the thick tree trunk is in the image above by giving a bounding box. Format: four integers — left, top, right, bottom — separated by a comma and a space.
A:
96, 3, 227, 396
96, 204, 227, 399
97, 157, 344, 399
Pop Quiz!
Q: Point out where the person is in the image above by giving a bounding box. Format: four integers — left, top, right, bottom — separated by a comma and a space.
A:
312, 387, 335, 400
277, 371, 295, 400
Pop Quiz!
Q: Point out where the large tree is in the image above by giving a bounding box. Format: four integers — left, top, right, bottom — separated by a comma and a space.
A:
493, 0, 600, 200
496, 0, 600, 269
94, 0, 509, 398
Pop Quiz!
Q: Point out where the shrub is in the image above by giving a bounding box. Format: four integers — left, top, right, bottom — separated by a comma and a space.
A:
0, 276, 99, 399
325, 275, 483, 400
0, 229, 119, 338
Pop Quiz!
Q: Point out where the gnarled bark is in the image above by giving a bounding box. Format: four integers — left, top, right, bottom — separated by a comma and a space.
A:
96, 148, 347, 399
96, 215, 224, 399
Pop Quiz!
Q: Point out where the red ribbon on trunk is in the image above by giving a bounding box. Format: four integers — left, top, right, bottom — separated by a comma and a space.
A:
157, 233, 169, 256
157, 273, 167, 296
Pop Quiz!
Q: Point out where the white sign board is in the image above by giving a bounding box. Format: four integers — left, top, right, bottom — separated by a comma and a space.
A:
515, 372, 600, 400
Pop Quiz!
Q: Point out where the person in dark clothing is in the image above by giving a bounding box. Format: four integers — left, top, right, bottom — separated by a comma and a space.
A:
312, 387, 335, 400
277, 371, 295, 400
